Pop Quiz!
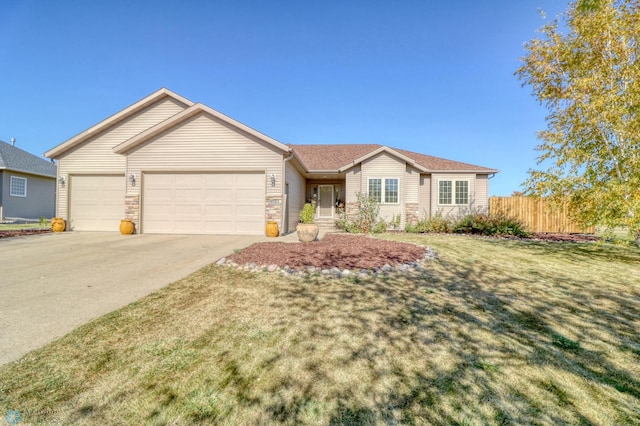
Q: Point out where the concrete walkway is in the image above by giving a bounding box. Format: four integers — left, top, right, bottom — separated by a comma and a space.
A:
0, 232, 270, 364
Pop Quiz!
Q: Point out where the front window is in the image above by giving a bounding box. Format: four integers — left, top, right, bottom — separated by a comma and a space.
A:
439, 179, 469, 205
438, 181, 452, 204
455, 181, 469, 204
368, 178, 382, 202
385, 178, 399, 203
10, 176, 27, 197
368, 178, 399, 204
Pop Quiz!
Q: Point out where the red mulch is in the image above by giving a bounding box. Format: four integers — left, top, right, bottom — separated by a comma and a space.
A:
229, 233, 427, 270
0, 229, 52, 239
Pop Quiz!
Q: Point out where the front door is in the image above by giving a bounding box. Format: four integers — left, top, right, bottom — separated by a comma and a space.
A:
318, 185, 334, 218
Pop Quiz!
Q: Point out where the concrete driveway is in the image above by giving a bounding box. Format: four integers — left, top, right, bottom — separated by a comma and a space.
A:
0, 232, 264, 365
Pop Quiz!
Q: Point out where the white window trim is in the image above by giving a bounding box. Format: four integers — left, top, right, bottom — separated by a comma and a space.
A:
437, 179, 470, 206
367, 177, 400, 205
10, 176, 27, 198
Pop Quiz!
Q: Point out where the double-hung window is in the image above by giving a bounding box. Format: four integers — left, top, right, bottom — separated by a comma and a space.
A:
10, 176, 27, 197
438, 179, 469, 205
368, 179, 382, 202
385, 178, 398, 203
368, 178, 399, 204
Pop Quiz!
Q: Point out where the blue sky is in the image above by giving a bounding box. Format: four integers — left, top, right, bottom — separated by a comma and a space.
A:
0, 0, 568, 196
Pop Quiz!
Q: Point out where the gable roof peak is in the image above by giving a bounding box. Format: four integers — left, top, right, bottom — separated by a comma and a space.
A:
113, 102, 290, 154
45, 88, 195, 159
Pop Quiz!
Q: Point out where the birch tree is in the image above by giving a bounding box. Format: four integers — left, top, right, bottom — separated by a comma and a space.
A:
516, 0, 640, 239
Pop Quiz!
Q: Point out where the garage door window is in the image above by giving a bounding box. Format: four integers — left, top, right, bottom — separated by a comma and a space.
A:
10, 176, 27, 197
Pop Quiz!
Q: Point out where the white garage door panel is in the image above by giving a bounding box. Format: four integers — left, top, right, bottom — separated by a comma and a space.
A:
143, 172, 265, 235
70, 175, 125, 231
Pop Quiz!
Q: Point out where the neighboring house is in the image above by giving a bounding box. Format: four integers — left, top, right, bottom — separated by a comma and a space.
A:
0, 140, 56, 220
44, 88, 498, 235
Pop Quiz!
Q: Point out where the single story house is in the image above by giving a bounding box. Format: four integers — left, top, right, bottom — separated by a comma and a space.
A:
45, 88, 498, 235
0, 139, 56, 220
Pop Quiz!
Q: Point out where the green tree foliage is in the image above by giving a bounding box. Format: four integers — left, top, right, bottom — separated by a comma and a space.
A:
516, 0, 640, 237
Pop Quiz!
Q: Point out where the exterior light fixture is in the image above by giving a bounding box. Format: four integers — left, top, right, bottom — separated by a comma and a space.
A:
270, 173, 276, 187
58, 176, 66, 187
129, 173, 137, 187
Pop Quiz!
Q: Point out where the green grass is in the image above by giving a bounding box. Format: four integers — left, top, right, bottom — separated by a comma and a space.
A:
0, 223, 46, 230
1, 234, 639, 425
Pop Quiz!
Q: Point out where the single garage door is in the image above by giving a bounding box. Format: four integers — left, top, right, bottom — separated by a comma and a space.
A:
69, 175, 125, 231
142, 172, 265, 235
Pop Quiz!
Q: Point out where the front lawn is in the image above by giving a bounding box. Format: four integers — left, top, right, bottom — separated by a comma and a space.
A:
0, 222, 47, 231
1, 234, 638, 424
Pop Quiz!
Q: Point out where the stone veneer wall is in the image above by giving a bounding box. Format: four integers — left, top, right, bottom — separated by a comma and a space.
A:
404, 202, 420, 226
345, 202, 359, 221
124, 195, 140, 224
266, 196, 282, 228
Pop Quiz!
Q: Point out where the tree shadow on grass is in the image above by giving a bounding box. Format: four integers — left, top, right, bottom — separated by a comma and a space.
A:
254, 238, 640, 424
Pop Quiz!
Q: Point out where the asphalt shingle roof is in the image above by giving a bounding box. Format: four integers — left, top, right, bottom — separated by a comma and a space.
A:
0, 140, 56, 178
289, 144, 496, 172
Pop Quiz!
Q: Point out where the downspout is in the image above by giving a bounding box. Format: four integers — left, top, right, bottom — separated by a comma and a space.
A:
281, 152, 294, 234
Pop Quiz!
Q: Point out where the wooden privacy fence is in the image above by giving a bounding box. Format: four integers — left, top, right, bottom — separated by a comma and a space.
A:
489, 196, 596, 234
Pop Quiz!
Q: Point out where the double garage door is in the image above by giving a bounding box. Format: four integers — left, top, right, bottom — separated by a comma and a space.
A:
69, 172, 265, 234
142, 172, 265, 235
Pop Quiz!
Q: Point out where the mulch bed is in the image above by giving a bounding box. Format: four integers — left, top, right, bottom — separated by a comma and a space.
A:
229, 232, 602, 272
229, 233, 427, 270
0, 229, 52, 239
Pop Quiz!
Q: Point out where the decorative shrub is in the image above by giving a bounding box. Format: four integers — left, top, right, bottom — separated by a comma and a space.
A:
371, 221, 389, 234
487, 214, 531, 237
335, 192, 386, 234
452, 213, 530, 237
299, 203, 316, 224
452, 214, 490, 235
405, 211, 529, 238
405, 212, 451, 233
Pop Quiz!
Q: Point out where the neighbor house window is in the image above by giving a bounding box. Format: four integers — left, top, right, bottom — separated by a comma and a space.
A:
10, 176, 27, 197
368, 178, 399, 204
439, 179, 469, 205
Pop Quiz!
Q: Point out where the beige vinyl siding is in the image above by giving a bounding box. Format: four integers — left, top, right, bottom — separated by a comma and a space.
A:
475, 174, 489, 211
126, 113, 283, 196
418, 174, 431, 219
56, 97, 188, 218
361, 152, 405, 226
285, 161, 305, 234
405, 166, 420, 203
432, 173, 479, 217
345, 165, 361, 203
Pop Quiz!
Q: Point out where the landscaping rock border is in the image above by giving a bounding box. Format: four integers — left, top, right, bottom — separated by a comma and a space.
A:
217, 246, 437, 279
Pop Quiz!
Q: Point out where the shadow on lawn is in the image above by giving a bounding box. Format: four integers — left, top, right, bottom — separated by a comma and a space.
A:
250, 241, 640, 424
